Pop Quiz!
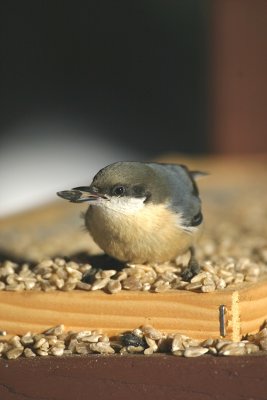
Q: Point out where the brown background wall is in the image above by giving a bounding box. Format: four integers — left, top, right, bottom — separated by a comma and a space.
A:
211, 0, 267, 154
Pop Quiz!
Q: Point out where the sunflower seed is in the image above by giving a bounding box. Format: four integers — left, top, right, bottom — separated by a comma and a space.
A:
24, 348, 36, 358
6, 348, 24, 359
107, 279, 122, 294
184, 347, 209, 357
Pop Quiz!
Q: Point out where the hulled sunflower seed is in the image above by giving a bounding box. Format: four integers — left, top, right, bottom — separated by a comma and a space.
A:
142, 325, 162, 340
184, 347, 209, 357
24, 348, 36, 358
44, 325, 64, 336
90, 342, 115, 354
107, 279, 122, 294
91, 278, 110, 291
126, 345, 144, 353
6, 347, 24, 359
50, 346, 65, 356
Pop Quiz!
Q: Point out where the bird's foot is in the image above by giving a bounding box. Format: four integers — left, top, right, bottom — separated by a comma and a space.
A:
181, 254, 200, 282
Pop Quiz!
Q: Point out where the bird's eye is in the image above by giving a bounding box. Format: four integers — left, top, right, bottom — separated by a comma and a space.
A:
112, 185, 125, 196
191, 212, 203, 226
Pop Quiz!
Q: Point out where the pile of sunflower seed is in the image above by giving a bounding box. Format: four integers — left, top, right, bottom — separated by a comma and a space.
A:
0, 250, 267, 294
1, 323, 266, 360
1, 174, 267, 294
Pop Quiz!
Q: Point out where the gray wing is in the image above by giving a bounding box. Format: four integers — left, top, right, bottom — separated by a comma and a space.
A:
148, 163, 202, 227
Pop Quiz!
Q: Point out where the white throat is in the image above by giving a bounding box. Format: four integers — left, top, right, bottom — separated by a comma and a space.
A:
94, 196, 146, 215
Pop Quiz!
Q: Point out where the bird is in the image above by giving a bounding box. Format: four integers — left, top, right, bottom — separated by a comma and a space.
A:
57, 161, 205, 279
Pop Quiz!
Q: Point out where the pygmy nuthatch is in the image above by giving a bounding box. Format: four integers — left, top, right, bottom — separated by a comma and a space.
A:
57, 162, 205, 277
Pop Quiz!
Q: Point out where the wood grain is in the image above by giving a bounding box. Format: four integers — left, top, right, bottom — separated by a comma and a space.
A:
0, 289, 226, 339
1, 280, 267, 340
238, 280, 267, 337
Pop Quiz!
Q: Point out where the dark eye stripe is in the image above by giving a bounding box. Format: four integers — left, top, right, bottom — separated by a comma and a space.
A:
132, 185, 145, 197
191, 212, 203, 226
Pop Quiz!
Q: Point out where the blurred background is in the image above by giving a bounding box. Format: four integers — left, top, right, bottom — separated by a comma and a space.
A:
0, 0, 266, 216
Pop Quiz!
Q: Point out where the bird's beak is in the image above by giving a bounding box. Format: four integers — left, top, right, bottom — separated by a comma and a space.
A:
57, 186, 107, 203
